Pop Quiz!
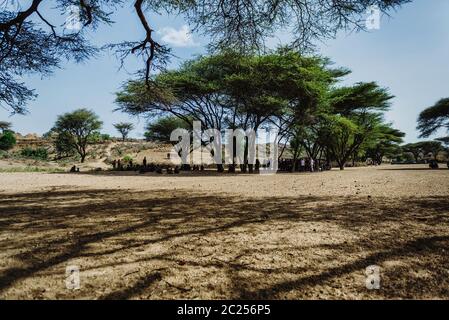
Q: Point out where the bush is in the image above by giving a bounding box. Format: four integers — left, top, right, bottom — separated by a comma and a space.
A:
101, 134, 111, 141
0, 150, 9, 159
0, 131, 16, 151
20, 147, 48, 160
122, 155, 133, 164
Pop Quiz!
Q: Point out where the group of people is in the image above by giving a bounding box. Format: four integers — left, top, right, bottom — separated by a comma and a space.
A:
110, 156, 334, 174
111, 157, 197, 174
278, 158, 331, 172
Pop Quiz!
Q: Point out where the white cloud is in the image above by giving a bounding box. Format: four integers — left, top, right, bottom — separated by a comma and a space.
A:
158, 25, 198, 48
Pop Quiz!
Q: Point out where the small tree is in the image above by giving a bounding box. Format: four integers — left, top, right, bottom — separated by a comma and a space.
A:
0, 121, 12, 132
52, 109, 103, 163
0, 130, 16, 151
321, 115, 360, 170
113, 122, 134, 142
145, 116, 190, 142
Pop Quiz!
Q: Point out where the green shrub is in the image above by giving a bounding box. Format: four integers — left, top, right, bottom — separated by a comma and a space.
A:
20, 147, 48, 160
122, 155, 133, 163
0, 149, 9, 159
0, 131, 16, 151
101, 133, 111, 141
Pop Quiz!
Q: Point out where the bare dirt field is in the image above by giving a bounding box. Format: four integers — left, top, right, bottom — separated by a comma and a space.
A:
0, 164, 448, 299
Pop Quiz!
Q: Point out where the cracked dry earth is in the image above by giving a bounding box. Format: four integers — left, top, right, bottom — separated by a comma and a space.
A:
0, 164, 448, 299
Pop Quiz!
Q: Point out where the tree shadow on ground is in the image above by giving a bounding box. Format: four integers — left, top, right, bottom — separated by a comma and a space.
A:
380, 167, 448, 171
0, 188, 448, 299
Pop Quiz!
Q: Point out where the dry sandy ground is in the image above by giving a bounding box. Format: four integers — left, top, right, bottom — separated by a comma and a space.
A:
0, 164, 448, 299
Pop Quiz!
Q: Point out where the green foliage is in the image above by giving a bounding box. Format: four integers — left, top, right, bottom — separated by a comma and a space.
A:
87, 132, 112, 143
364, 124, 405, 164
101, 133, 111, 141
20, 147, 48, 160
52, 108, 102, 163
402, 143, 423, 161
145, 116, 190, 142
417, 98, 449, 138
113, 122, 134, 141
122, 155, 133, 164
55, 131, 76, 158
320, 83, 394, 169
0, 130, 16, 151
436, 136, 449, 146
0, 121, 12, 132
116, 50, 402, 171
401, 152, 415, 163
402, 141, 444, 161
330, 82, 393, 115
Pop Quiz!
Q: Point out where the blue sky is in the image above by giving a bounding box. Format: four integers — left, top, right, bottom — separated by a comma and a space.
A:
1, 0, 448, 143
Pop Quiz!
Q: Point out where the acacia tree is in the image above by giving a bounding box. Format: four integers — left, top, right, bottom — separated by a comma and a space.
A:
320, 114, 359, 170
145, 116, 190, 142
0, 120, 15, 150
419, 141, 444, 161
363, 124, 405, 164
417, 98, 449, 138
0, 121, 12, 132
52, 108, 102, 163
117, 50, 342, 172
113, 122, 134, 141
402, 143, 423, 162
0, 130, 16, 151
221, 51, 340, 172
1, 0, 409, 114
317, 82, 394, 170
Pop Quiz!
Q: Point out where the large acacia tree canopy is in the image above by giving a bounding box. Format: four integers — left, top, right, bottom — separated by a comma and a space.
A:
115, 50, 348, 132
1, 0, 410, 114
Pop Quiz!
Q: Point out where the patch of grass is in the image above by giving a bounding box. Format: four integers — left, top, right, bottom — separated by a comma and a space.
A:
0, 166, 65, 173
20, 147, 49, 160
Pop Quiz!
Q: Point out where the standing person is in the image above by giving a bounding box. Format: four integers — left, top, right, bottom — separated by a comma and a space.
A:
112, 159, 117, 170
143, 156, 147, 168
300, 158, 305, 172
310, 158, 314, 172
